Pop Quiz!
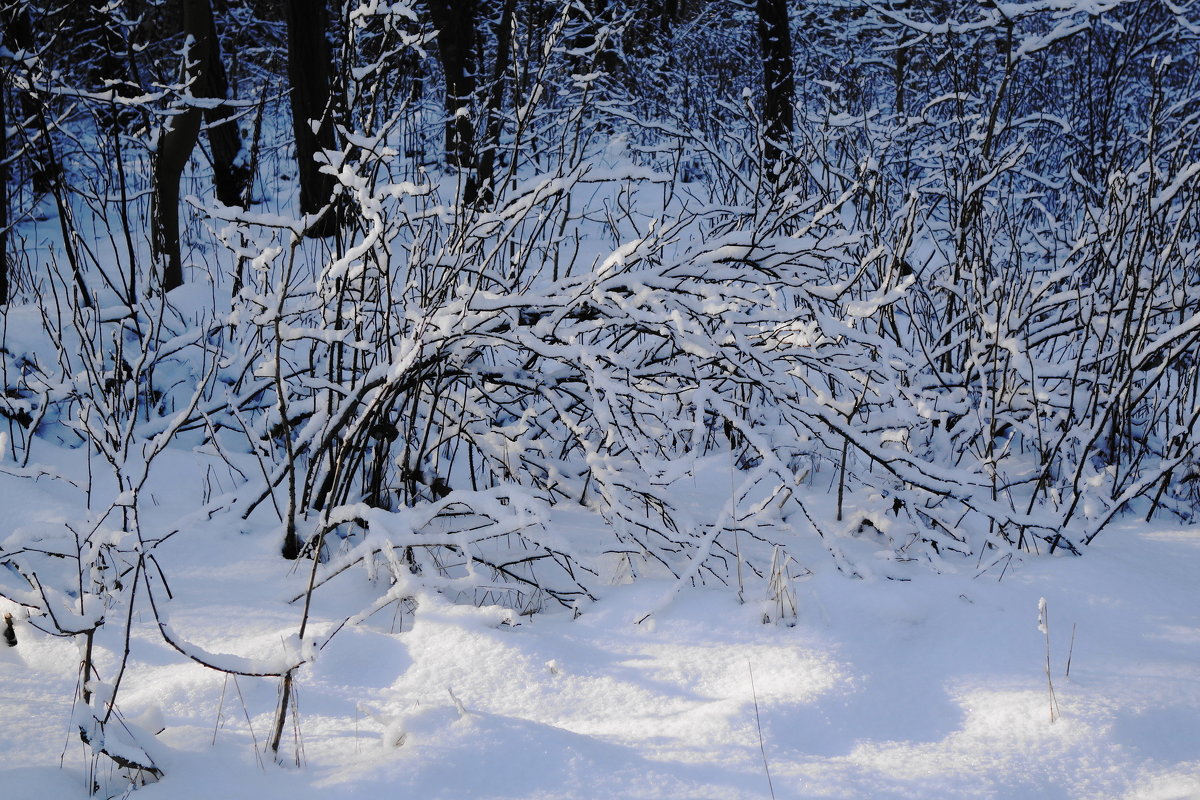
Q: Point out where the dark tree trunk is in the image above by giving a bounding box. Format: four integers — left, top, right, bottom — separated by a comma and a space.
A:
151, 0, 212, 291
1, 1, 59, 195
84, 2, 132, 93
427, 0, 479, 172
572, 0, 620, 78
624, 0, 673, 58
284, 0, 338, 236
84, 1, 143, 132
1, 74, 8, 305
197, 9, 251, 208
756, 0, 794, 174
469, 0, 516, 206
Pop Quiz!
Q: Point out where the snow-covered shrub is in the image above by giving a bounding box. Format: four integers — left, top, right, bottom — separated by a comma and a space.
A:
2, 0, 1200, 786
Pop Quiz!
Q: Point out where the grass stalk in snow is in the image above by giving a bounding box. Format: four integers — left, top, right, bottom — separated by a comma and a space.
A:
1038, 597, 1061, 723
765, 546, 797, 625
212, 675, 229, 747
748, 661, 776, 800
1065, 623, 1077, 680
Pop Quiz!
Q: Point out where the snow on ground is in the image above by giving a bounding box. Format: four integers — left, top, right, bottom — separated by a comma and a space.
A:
2, 449, 1200, 800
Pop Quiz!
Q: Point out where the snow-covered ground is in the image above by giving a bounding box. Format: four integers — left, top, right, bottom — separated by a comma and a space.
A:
3, 448, 1198, 799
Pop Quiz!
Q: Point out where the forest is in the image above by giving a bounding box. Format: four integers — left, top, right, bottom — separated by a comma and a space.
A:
1, 0, 1199, 797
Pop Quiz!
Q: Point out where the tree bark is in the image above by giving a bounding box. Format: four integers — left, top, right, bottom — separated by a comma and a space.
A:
151, 0, 211, 291
624, 0, 673, 60
197, 8, 250, 208
284, 0, 338, 236
756, 0, 794, 175
1, 1, 59, 196
84, 1, 144, 133
427, 0, 479, 172
84, 2, 131, 92
1, 71, 9, 305
571, 0, 619, 78
469, 0, 516, 205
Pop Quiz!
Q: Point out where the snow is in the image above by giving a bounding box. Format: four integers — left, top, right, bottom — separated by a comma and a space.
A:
3, 450, 1198, 800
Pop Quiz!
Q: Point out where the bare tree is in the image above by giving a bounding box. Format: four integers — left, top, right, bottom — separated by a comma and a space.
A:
152, 0, 252, 291
469, 0, 516, 205
198, 5, 251, 208
285, 0, 339, 236
755, 0, 794, 174
427, 0, 479, 172
1, 69, 8, 305
1, 1, 59, 197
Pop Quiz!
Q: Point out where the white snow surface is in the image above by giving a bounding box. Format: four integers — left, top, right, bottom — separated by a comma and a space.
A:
2, 454, 1199, 800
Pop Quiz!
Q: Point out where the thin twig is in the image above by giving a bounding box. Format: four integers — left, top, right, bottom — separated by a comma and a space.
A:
1065, 623, 1077, 680
748, 661, 776, 800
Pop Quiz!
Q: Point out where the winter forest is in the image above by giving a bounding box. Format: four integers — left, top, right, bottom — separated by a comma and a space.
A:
1, 0, 1199, 797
